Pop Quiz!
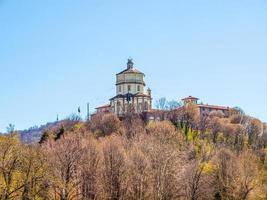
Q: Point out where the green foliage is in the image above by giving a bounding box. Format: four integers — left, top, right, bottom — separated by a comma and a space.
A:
54, 126, 65, 141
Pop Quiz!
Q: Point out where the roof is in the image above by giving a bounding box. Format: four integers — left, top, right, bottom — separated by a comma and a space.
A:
95, 104, 111, 109
110, 93, 150, 100
117, 59, 144, 75
116, 67, 144, 75
134, 92, 151, 97
182, 96, 199, 101
197, 104, 229, 110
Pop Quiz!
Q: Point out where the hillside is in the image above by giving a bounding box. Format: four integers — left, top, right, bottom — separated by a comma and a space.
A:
19, 121, 61, 143
1, 105, 267, 199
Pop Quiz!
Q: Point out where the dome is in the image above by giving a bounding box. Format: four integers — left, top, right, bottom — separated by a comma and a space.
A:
116, 59, 144, 75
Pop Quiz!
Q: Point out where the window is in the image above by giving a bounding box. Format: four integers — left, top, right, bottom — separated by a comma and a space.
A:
128, 85, 131, 91
137, 85, 140, 92
138, 103, 143, 111
119, 86, 121, 92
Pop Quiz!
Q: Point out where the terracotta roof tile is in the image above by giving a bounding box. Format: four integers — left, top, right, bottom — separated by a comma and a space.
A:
95, 104, 111, 109
182, 96, 199, 101
116, 68, 144, 75
197, 104, 229, 110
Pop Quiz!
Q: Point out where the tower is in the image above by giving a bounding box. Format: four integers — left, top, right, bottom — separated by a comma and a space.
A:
182, 96, 199, 105
110, 59, 152, 115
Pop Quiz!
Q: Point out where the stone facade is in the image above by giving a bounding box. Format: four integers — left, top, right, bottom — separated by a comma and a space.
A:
110, 59, 152, 115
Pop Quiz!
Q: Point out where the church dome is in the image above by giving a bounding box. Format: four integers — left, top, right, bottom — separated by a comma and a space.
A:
116, 59, 144, 75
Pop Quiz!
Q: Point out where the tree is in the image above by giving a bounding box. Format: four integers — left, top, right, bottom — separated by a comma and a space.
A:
236, 151, 260, 200
208, 117, 222, 144
100, 136, 127, 200
90, 113, 123, 137
176, 103, 199, 142
246, 118, 263, 149
0, 134, 49, 200
44, 135, 85, 200
20, 146, 49, 200
143, 135, 182, 200
122, 112, 145, 139
167, 100, 181, 110
126, 145, 151, 200
146, 121, 177, 144
182, 161, 214, 200
80, 137, 100, 200
212, 148, 239, 200
66, 113, 82, 122
6, 124, 15, 134
0, 134, 24, 200
39, 130, 54, 144
155, 97, 168, 110
54, 126, 65, 141
155, 98, 181, 110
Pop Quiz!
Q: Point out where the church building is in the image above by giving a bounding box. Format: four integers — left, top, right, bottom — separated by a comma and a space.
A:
94, 59, 233, 119
110, 59, 152, 115
95, 59, 152, 116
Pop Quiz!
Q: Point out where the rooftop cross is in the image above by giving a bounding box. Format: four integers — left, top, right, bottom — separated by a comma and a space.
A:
127, 58, 134, 69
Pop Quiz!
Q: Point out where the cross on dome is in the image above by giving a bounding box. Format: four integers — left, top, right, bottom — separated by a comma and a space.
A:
127, 58, 134, 69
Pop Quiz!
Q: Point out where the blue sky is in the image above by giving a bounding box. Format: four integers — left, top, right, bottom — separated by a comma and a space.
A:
0, 0, 267, 132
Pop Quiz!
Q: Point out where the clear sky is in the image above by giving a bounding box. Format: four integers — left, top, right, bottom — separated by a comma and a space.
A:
0, 0, 267, 132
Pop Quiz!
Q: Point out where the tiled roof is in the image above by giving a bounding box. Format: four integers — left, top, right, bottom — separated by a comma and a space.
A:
182, 96, 199, 101
198, 104, 229, 110
110, 93, 150, 100
95, 104, 111, 109
116, 68, 144, 75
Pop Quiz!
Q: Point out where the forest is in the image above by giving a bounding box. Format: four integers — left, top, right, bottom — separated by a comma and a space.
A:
1, 103, 267, 200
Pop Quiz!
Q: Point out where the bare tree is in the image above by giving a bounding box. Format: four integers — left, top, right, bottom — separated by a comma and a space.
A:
126, 145, 151, 200
144, 137, 182, 200
182, 161, 214, 200
122, 112, 145, 139
155, 98, 168, 110
44, 135, 85, 200
237, 151, 260, 200
146, 121, 177, 144
245, 118, 262, 149
212, 148, 239, 200
90, 113, 123, 137
100, 136, 127, 200
167, 100, 181, 110
176, 103, 199, 142
80, 137, 100, 200
208, 117, 222, 144
20, 145, 49, 200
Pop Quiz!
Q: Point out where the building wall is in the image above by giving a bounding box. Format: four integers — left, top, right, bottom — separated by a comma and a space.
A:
109, 61, 152, 116
116, 73, 145, 95
116, 83, 144, 95
96, 106, 111, 114
111, 96, 151, 115
199, 106, 229, 117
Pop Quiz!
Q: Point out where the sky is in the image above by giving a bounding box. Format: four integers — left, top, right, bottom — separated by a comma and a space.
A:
0, 0, 267, 132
